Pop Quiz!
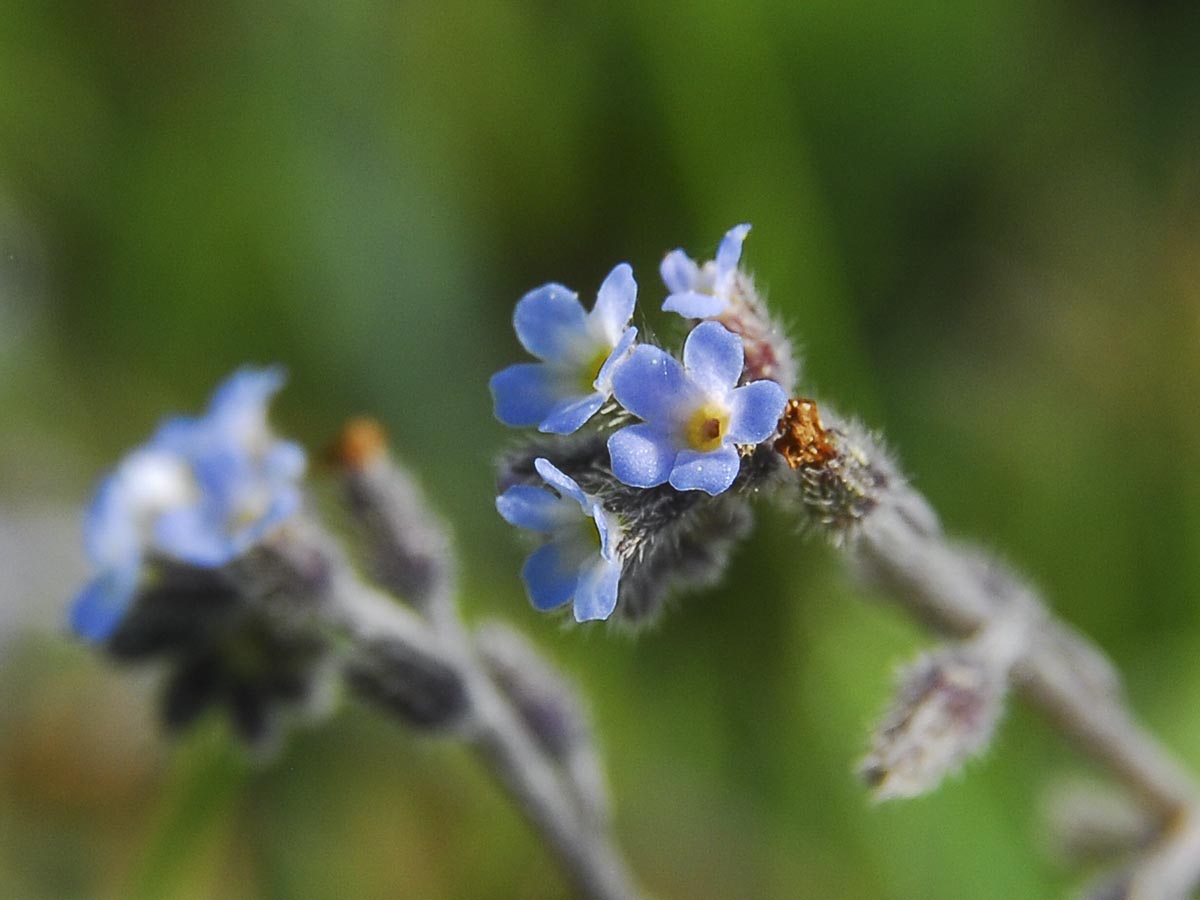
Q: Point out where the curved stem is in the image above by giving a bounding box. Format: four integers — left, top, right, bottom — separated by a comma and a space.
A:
853, 490, 1200, 897
858, 506, 1200, 817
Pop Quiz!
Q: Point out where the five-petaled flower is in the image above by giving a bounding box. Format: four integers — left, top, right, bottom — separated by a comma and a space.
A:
660, 223, 750, 319
70, 367, 306, 642
607, 321, 787, 495
490, 264, 638, 434
495, 458, 623, 622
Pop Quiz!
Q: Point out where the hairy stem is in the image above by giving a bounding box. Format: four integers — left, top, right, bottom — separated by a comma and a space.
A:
858, 505, 1200, 818
321, 425, 647, 900
820, 432, 1200, 898
326, 570, 645, 900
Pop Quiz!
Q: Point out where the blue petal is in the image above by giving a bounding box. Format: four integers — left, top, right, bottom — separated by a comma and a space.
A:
607, 423, 676, 488
662, 290, 727, 319
490, 363, 561, 427
572, 557, 621, 622
265, 440, 307, 481
683, 321, 744, 395
83, 475, 140, 568
151, 414, 202, 454
611, 345, 692, 424
669, 445, 741, 495
594, 326, 637, 393
154, 507, 238, 567
660, 249, 700, 294
513, 283, 587, 361
521, 542, 578, 612
205, 366, 286, 444
189, 447, 248, 503
589, 501, 614, 559
715, 223, 751, 277
497, 484, 568, 532
70, 567, 138, 642
591, 263, 636, 342
727, 380, 788, 444
533, 459, 588, 507
208, 367, 286, 420
539, 392, 605, 435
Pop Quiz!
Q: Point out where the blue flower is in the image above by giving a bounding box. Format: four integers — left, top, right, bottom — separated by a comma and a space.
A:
490, 264, 638, 434
660, 223, 750, 319
496, 458, 623, 622
607, 321, 787, 495
70, 367, 306, 643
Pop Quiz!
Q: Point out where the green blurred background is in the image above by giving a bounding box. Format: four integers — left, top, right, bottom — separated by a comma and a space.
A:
2, 1, 1199, 897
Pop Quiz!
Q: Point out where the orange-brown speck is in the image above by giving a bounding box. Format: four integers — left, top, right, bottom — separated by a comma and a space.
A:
329, 417, 389, 470
774, 399, 836, 469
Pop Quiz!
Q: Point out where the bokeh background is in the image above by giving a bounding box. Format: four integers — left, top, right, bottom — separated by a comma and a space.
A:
2, 1, 1199, 898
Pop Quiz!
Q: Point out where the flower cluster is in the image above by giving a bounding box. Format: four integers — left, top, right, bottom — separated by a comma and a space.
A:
64, 368, 341, 748
492, 227, 795, 623
71, 368, 306, 643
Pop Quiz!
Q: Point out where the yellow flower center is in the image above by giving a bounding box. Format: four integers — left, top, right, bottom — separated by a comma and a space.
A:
579, 346, 610, 392
684, 404, 730, 452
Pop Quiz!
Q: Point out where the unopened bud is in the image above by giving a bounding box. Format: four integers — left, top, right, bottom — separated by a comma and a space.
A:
346, 636, 468, 730
327, 417, 389, 470
860, 643, 1008, 801
332, 420, 456, 615
780, 409, 941, 541
714, 270, 799, 394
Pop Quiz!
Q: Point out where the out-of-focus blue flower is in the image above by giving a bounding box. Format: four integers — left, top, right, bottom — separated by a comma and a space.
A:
496, 458, 622, 622
70, 367, 306, 642
490, 264, 638, 435
607, 321, 787, 495
660, 223, 751, 319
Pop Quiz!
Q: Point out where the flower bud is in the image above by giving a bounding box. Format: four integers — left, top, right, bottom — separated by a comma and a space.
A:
860, 643, 1008, 801
345, 636, 468, 730
331, 419, 456, 616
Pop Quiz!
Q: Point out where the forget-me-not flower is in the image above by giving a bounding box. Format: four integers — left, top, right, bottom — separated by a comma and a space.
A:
660, 223, 751, 319
496, 458, 623, 622
607, 321, 787, 495
70, 367, 306, 642
490, 264, 638, 434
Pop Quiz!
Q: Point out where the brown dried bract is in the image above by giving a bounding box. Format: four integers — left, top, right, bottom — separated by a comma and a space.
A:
774, 398, 837, 469
329, 417, 389, 470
